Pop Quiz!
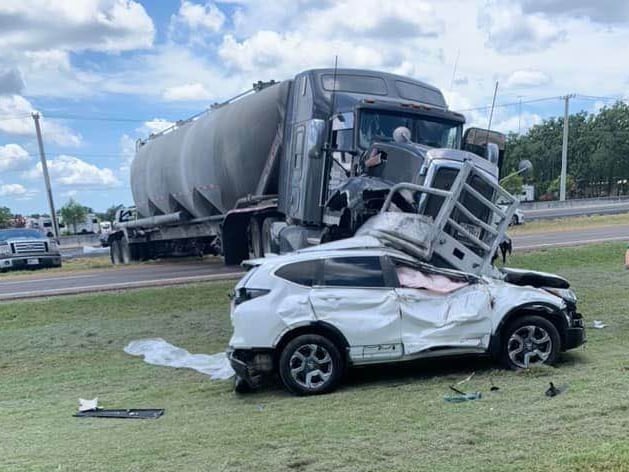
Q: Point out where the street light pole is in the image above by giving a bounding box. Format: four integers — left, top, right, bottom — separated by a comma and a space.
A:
559, 94, 574, 201
32, 112, 60, 239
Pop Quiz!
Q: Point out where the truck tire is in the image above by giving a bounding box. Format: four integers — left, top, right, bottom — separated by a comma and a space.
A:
120, 238, 132, 264
279, 334, 344, 396
262, 217, 279, 255
110, 240, 122, 265
249, 218, 263, 258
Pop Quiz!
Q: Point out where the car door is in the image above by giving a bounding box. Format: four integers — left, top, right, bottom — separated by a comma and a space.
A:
393, 261, 493, 355
309, 255, 403, 363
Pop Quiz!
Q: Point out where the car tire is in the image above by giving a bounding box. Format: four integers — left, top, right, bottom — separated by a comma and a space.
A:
501, 315, 560, 370
279, 334, 344, 396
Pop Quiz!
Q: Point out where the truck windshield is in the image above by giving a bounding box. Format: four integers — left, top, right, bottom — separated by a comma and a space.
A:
0, 229, 43, 241
358, 110, 461, 150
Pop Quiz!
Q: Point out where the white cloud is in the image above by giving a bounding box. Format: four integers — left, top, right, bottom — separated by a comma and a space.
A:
492, 111, 543, 134
23, 155, 121, 189
519, 0, 629, 24
0, 183, 27, 196
137, 119, 176, 136
0, 94, 82, 147
0, 143, 31, 172
479, 1, 566, 54
505, 69, 551, 88
174, 1, 226, 33
0, 0, 154, 53
119, 133, 136, 174
162, 83, 212, 101
0, 68, 24, 94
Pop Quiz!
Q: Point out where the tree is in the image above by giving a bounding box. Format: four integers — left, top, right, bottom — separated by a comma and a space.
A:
501, 173, 523, 197
60, 198, 88, 234
0, 207, 11, 228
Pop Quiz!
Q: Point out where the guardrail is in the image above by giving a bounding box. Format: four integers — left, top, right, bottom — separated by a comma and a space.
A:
520, 195, 629, 210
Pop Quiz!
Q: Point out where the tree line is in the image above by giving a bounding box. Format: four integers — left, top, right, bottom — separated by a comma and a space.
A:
502, 101, 629, 199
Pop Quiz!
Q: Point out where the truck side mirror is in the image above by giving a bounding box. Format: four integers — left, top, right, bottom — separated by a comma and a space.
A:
307, 119, 326, 159
485, 143, 499, 166
518, 159, 533, 175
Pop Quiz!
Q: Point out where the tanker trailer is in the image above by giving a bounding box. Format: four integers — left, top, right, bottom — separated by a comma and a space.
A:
109, 68, 503, 266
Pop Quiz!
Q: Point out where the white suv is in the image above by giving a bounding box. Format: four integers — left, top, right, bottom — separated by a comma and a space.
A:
228, 237, 585, 395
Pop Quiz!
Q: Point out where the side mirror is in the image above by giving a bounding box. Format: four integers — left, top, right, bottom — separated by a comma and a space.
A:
518, 159, 533, 175
306, 119, 326, 159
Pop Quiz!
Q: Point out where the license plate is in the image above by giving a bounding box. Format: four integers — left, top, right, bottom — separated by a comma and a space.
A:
27, 258, 39, 265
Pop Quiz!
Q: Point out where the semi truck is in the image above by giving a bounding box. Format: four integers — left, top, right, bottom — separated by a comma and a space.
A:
108, 68, 507, 266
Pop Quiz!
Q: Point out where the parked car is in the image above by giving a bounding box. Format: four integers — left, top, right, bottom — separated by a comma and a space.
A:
0, 229, 62, 271
227, 238, 585, 395
498, 203, 525, 226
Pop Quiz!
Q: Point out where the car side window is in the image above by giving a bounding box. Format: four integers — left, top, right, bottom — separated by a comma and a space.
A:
322, 256, 386, 288
275, 260, 321, 286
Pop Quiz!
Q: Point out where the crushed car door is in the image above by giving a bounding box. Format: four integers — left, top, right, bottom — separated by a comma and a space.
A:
309, 256, 402, 362
393, 262, 493, 354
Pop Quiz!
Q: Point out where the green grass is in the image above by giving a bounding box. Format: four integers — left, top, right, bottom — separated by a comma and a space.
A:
511, 212, 629, 235
2, 243, 629, 471
0, 256, 112, 278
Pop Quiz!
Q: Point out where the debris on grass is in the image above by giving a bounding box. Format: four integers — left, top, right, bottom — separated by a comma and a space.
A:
444, 385, 482, 403
75, 398, 164, 419
592, 320, 607, 329
124, 338, 234, 380
545, 382, 568, 397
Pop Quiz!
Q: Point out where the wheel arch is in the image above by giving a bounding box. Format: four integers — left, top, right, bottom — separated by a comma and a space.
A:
490, 302, 568, 356
273, 321, 351, 366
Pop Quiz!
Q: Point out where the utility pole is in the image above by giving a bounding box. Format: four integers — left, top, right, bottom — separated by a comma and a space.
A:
559, 94, 575, 201
32, 112, 60, 239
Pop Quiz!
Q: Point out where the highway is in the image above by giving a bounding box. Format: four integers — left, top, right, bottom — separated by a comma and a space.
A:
1, 224, 628, 301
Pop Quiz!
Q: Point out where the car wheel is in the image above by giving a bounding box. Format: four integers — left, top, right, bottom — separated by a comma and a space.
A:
501, 315, 560, 369
279, 334, 344, 395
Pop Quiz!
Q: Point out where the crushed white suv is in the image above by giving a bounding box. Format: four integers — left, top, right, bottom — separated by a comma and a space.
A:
227, 237, 585, 395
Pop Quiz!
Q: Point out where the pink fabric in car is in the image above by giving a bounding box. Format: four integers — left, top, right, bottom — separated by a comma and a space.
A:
396, 267, 468, 293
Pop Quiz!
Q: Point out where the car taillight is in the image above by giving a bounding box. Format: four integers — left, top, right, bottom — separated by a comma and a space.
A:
230, 287, 270, 306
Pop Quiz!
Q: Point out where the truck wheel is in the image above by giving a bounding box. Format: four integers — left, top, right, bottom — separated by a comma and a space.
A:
110, 240, 122, 265
249, 218, 263, 258
262, 217, 279, 255
120, 238, 132, 264
279, 334, 344, 396
501, 315, 560, 369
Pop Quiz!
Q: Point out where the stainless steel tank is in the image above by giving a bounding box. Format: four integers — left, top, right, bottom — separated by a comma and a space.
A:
131, 81, 290, 218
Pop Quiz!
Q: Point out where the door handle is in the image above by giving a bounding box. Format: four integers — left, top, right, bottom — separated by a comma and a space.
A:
321, 296, 341, 301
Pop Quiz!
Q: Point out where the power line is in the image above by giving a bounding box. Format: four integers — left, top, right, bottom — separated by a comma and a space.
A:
456, 96, 562, 113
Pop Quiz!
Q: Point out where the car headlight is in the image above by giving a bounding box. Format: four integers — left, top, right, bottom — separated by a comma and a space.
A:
545, 287, 577, 305
0, 243, 10, 255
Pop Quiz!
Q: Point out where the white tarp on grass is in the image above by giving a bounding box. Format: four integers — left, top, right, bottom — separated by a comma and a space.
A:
124, 338, 234, 380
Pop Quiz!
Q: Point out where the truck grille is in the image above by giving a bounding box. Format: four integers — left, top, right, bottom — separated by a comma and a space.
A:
12, 241, 47, 254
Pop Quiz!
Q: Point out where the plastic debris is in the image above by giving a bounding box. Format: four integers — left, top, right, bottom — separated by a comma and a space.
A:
444, 385, 482, 403
75, 409, 164, 419
592, 320, 607, 329
545, 382, 567, 397
79, 398, 98, 412
124, 338, 235, 380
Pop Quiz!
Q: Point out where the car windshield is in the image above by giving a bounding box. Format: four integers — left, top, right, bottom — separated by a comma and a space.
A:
358, 110, 461, 150
0, 229, 44, 241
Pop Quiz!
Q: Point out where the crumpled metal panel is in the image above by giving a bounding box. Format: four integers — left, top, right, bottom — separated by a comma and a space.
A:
356, 212, 436, 261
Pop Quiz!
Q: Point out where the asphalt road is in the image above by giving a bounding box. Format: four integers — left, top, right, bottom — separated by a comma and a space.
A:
0, 259, 243, 301
1, 224, 628, 301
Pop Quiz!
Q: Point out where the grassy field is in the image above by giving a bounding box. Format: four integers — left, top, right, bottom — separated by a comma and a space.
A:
510, 212, 629, 235
2, 242, 629, 471
0, 256, 112, 278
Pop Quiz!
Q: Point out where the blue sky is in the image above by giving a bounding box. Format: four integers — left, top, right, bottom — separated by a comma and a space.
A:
1, 0, 628, 215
